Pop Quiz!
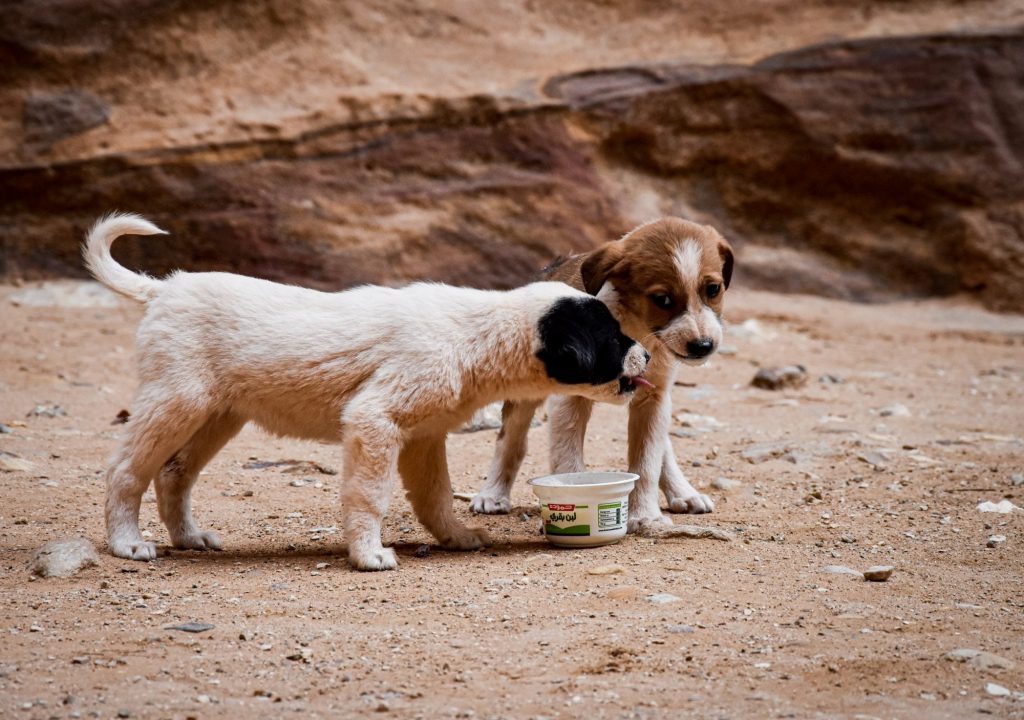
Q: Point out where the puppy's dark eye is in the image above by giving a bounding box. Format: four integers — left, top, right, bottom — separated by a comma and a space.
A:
706, 283, 721, 299
650, 293, 673, 309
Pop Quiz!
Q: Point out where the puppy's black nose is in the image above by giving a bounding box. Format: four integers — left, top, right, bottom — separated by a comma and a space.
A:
686, 338, 715, 358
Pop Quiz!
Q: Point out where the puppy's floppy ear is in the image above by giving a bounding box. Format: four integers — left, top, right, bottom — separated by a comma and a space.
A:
580, 242, 625, 296
719, 239, 734, 289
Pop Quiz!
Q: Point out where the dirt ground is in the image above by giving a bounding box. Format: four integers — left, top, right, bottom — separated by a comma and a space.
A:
1, 281, 1022, 719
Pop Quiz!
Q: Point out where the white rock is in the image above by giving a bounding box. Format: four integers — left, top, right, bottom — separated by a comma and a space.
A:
646, 593, 681, 604
29, 538, 100, 578
985, 682, 1011, 697
821, 565, 863, 577
878, 403, 911, 417
977, 500, 1020, 513
863, 566, 894, 582
987, 535, 1006, 548
711, 477, 739, 491
10, 281, 120, 308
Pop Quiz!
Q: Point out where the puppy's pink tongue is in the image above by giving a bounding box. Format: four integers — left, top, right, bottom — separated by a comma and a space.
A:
633, 376, 655, 389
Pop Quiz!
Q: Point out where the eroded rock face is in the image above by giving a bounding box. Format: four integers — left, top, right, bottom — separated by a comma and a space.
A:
1, 1, 1021, 310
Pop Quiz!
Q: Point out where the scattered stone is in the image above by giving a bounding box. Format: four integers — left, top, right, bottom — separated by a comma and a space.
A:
863, 566, 894, 582
674, 412, 724, 432
166, 622, 214, 634
242, 458, 336, 475
1011, 473, 1024, 486
821, 565, 863, 578
818, 374, 844, 385
29, 538, 100, 578
414, 544, 431, 558
711, 476, 739, 491
0, 452, 34, 472
728, 319, 774, 342
977, 500, 1020, 514
116, 710, 131, 719
11, 281, 119, 308
945, 648, 1015, 670
289, 478, 307, 487
286, 647, 313, 663
239, 629, 256, 641
587, 565, 624, 576
751, 365, 807, 391
636, 524, 733, 541
740, 442, 791, 464
856, 450, 889, 468
0, 423, 12, 434
452, 492, 474, 502
878, 403, 911, 417
985, 682, 1011, 697
647, 593, 681, 604
518, 513, 531, 521
606, 586, 640, 600
459, 402, 503, 432
666, 624, 696, 634
840, 534, 856, 544
986, 535, 1006, 548
27, 404, 67, 418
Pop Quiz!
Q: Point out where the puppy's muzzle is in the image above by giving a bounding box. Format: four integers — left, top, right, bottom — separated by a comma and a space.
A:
618, 345, 652, 394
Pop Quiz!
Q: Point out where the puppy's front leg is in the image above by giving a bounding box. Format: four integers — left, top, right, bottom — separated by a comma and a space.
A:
401, 435, 490, 550
626, 389, 674, 532
341, 417, 401, 571
660, 445, 714, 514
547, 395, 594, 474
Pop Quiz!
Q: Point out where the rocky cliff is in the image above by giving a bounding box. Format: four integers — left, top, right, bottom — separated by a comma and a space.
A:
2, 1, 1022, 310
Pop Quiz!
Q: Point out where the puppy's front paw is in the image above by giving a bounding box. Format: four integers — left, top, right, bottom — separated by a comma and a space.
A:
441, 525, 492, 551
171, 529, 223, 551
110, 538, 158, 561
469, 493, 511, 515
350, 546, 398, 571
668, 493, 715, 514
627, 512, 672, 534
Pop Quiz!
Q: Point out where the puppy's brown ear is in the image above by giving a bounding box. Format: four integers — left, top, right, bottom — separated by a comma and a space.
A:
719, 240, 734, 289
580, 243, 625, 296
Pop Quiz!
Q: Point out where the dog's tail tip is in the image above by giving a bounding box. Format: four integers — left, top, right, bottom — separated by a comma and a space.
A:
83, 211, 168, 303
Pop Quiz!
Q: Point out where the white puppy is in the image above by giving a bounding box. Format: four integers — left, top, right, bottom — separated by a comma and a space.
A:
85, 213, 650, 570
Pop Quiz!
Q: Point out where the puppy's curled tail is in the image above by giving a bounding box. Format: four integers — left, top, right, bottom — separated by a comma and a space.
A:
83, 212, 167, 303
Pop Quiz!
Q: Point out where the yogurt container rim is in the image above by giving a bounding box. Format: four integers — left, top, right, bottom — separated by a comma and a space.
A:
528, 471, 639, 489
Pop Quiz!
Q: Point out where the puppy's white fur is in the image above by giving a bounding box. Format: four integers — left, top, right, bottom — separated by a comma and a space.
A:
86, 213, 647, 570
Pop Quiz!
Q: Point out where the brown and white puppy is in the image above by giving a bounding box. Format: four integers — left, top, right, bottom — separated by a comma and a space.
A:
470, 217, 733, 530
85, 213, 650, 570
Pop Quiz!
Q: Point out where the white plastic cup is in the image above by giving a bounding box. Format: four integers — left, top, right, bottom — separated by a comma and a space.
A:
527, 471, 638, 547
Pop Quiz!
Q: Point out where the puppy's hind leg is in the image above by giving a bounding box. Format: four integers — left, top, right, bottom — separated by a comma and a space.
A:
402, 435, 491, 551
341, 414, 402, 571
470, 400, 541, 515
156, 412, 246, 551
106, 393, 211, 561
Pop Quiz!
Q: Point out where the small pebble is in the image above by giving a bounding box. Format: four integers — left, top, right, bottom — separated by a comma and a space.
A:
414, 545, 431, 558
863, 566, 894, 582
1011, 473, 1024, 487
646, 593, 681, 604
987, 535, 1006, 548
751, 365, 808, 391
711, 477, 738, 491
587, 565, 624, 576
166, 622, 214, 633
985, 682, 1011, 697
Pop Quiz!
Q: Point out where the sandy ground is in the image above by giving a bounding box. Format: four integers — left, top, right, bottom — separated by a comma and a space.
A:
1, 281, 1023, 719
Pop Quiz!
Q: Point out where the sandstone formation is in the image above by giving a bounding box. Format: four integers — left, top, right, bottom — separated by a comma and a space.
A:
1, 2, 1022, 309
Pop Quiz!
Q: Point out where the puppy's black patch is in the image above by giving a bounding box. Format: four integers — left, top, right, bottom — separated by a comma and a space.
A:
536, 297, 636, 385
